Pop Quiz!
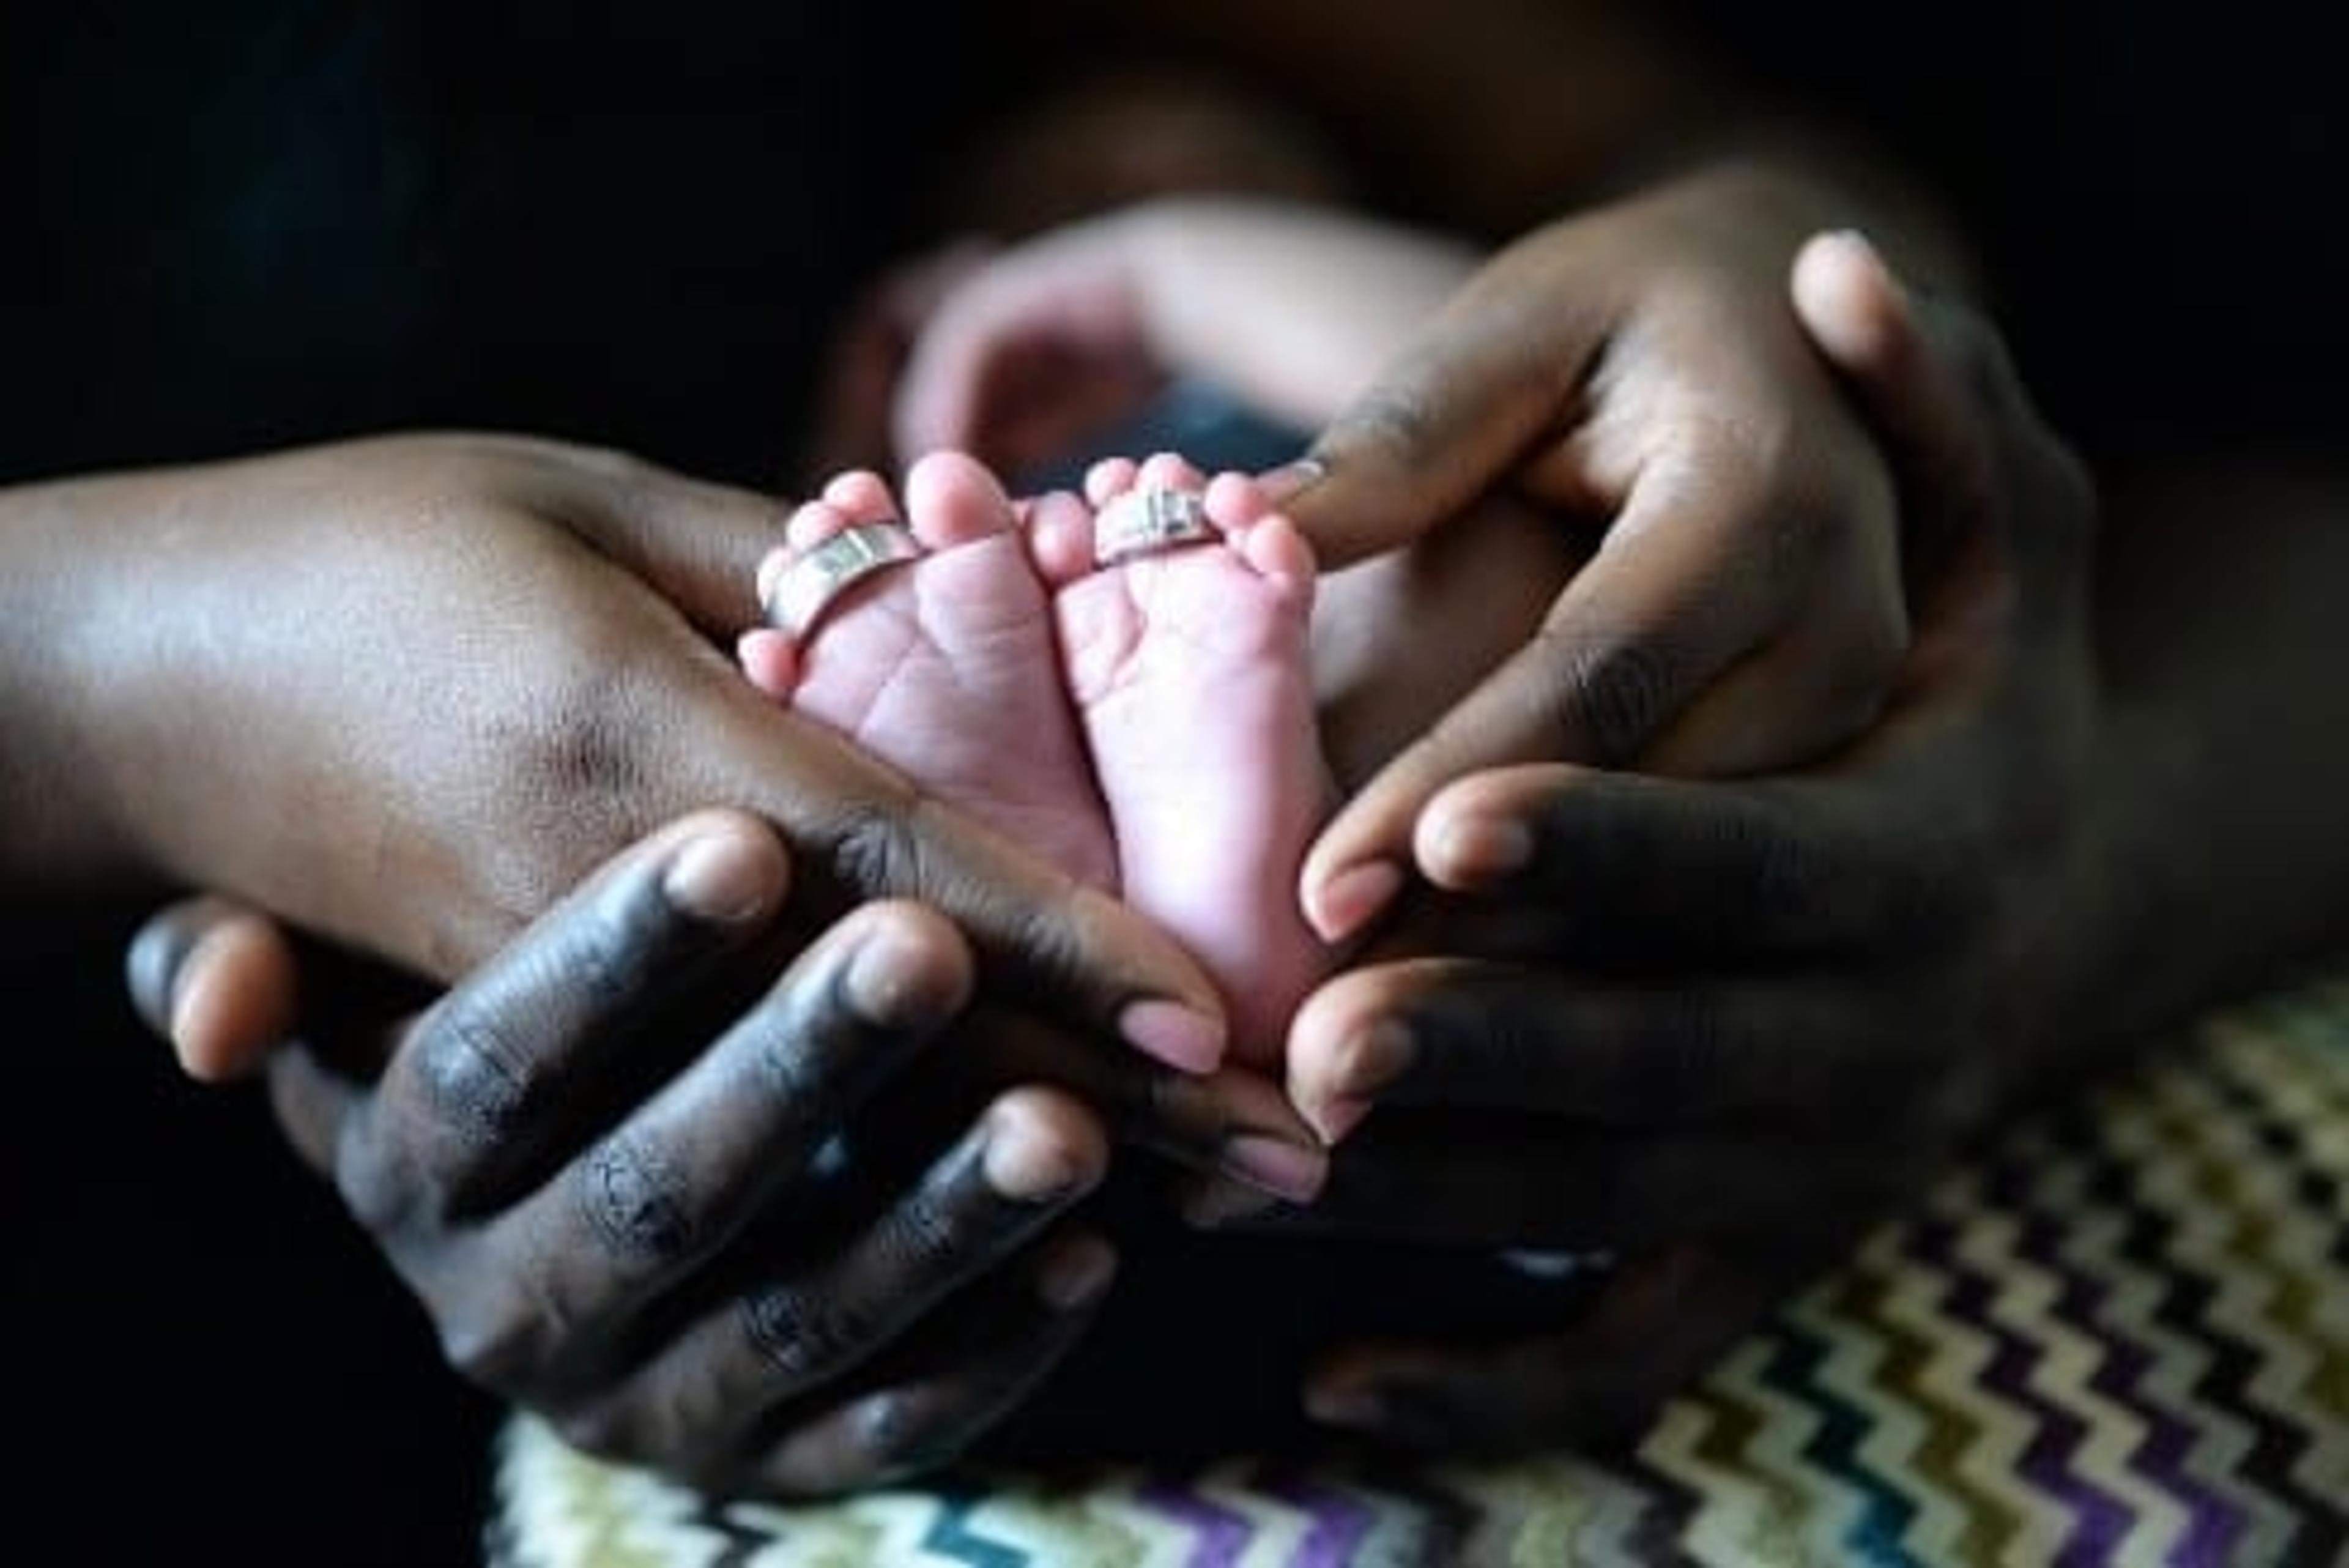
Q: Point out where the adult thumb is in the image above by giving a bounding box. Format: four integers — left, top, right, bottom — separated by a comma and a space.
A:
1278, 299, 1565, 568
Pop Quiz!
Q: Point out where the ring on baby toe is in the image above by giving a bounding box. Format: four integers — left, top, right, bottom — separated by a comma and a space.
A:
1093, 485, 1215, 567
762, 521, 924, 642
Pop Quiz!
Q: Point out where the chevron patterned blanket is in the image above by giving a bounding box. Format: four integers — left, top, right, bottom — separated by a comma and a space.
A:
488, 976, 2349, 1566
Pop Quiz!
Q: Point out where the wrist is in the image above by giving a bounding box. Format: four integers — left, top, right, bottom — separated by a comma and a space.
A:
0, 470, 160, 905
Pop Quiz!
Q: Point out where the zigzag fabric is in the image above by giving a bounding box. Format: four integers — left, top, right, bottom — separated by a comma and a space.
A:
488, 975, 2349, 1566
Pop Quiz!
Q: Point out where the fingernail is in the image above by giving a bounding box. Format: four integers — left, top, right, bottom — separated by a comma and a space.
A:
662, 833, 775, 925
981, 1123, 1090, 1202
1307, 859, 1403, 943
1179, 1174, 1280, 1229
1306, 1093, 1375, 1148
1824, 226, 1893, 281
1220, 1133, 1327, 1205
1304, 1378, 1384, 1428
1035, 1235, 1118, 1310
1118, 998, 1225, 1074
124, 918, 194, 1041
840, 927, 959, 1030
1427, 814, 1531, 885
1255, 456, 1327, 503
1337, 1019, 1416, 1098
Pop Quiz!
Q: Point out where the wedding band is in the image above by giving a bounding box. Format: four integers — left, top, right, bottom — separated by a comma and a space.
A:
761, 521, 923, 642
1093, 484, 1215, 567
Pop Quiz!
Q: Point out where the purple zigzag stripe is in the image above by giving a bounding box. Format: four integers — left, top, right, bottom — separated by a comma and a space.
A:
2066, 1117, 2254, 1564
1888, 1211, 2029, 1564
1136, 1468, 1253, 1568
1249, 1460, 1376, 1567
2006, 1179, 2238, 1560
1932, 1181, 2134, 1566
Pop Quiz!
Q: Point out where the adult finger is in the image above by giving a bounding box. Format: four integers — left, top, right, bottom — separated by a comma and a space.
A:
126, 895, 302, 1082
1792, 228, 2096, 617
555, 1087, 1109, 1468
746, 1228, 1116, 1496
1401, 762, 1974, 959
436, 900, 982, 1380
1283, 955, 1909, 1145
687, 693, 1231, 1074
952, 998, 1327, 1204
1277, 281, 1581, 569
1298, 431, 1901, 942
310, 811, 790, 1219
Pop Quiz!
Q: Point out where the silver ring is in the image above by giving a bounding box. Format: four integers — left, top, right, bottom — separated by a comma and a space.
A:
1093, 485, 1214, 567
761, 522, 923, 642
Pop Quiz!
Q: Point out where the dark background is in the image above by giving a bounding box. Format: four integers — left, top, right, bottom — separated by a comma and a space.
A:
7, 3, 2344, 1562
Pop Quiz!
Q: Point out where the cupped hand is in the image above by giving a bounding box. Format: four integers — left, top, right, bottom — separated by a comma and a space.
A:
1254, 232, 2104, 1451
1286, 165, 1963, 946
127, 812, 1313, 1494
21, 431, 1230, 1072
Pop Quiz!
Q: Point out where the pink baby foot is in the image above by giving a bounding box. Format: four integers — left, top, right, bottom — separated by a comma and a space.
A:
1046, 451, 1336, 1069
740, 451, 1117, 891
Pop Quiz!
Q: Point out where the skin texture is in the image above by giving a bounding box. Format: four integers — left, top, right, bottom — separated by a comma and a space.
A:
1061, 453, 1331, 1067
742, 447, 1333, 1068
1247, 234, 2349, 1451
743, 454, 1123, 896
5, 431, 1346, 1493
145, 812, 1128, 1495
865, 180, 2349, 1451
1, 432, 1249, 1073
119, 190, 2349, 1479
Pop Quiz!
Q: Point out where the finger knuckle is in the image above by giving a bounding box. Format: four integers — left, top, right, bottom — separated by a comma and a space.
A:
1534, 630, 1682, 764
577, 1131, 697, 1266
882, 1184, 977, 1271
825, 799, 927, 901
412, 1001, 535, 1143
745, 1014, 844, 1139
741, 1284, 871, 1391
1327, 382, 1444, 472
840, 1389, 964, 1480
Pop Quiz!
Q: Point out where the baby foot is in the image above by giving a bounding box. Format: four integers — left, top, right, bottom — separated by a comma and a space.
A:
1047, 452, 1335, 1068
740, 451, 1117, 890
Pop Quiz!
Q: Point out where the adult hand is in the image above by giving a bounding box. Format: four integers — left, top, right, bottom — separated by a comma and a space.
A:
4, 432, 1233, 1076
1286, 163, 1970, 944
126, 812, 1307, 1494
1252, 232, 2104, 1451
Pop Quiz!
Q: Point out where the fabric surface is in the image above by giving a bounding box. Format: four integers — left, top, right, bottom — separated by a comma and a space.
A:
489, 973, 2349, 1566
